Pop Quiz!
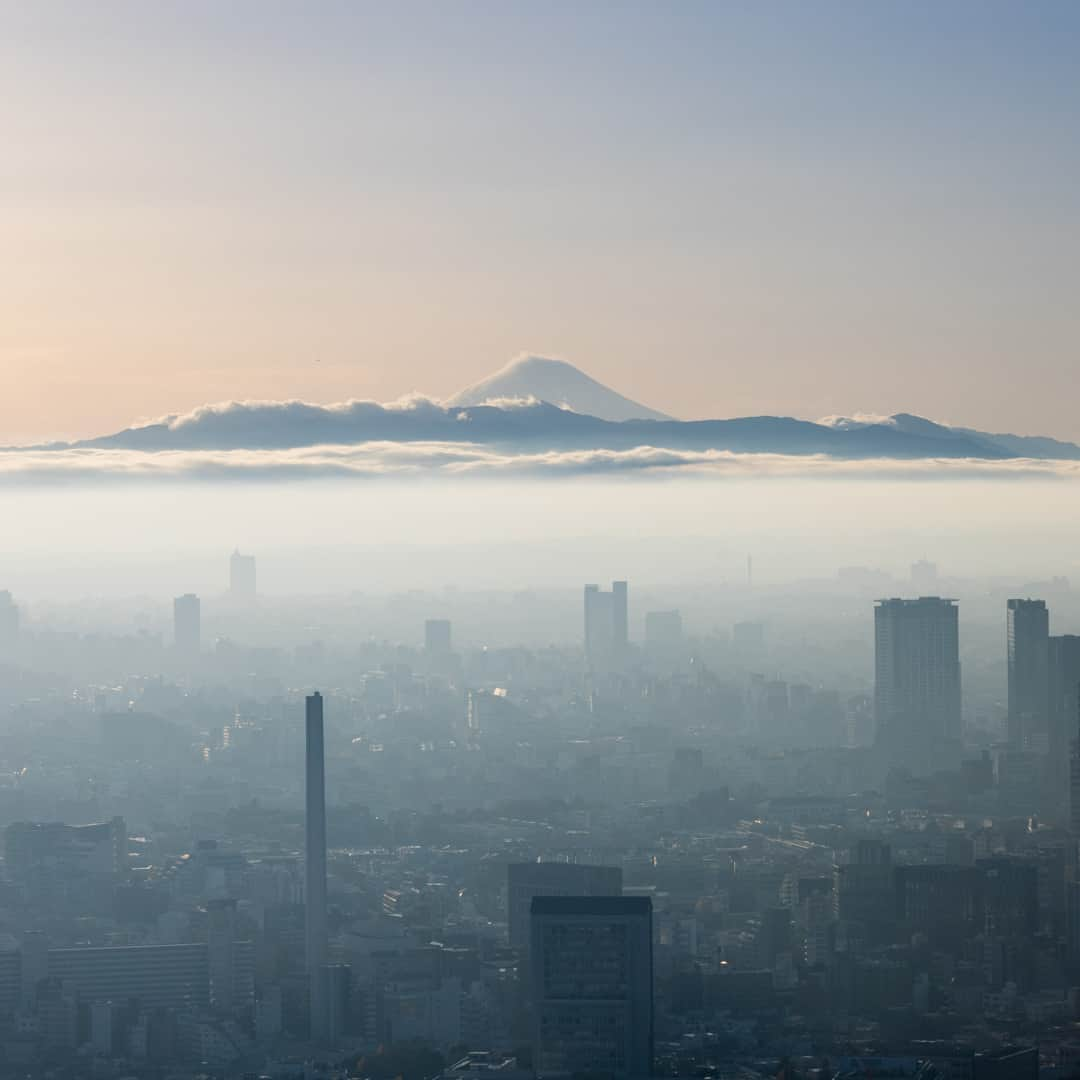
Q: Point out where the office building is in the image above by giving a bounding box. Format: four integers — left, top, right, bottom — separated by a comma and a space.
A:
1007, 599, 1049, 750
173, 593, 201, 656
318, 963, 352, 1044
207, 898, 255, 1018
0, 590, 18, 651
425, 618, 453, 655
305, 691, 329, 1040
874, 597, 961, 765
1049, 635, 1080, 756
229, 549, 256, 600
44, 943, 211, 1010
584, 581, 628, 665
507, 862, 624, 950
530, 896, 652, 1080
5, 818, 126, 880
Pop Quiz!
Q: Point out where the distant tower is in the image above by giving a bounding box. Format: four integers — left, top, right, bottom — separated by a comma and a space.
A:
874, 597, 961, 767
0, 591, 19, 653
584, 581, 629, 665
1049, 635, 1080, 761
1007, 599, 1049, 750
424, 618, 452, 655
305, 692, 329, 1040
173, 594, 201, 656
229, 550, 257, 601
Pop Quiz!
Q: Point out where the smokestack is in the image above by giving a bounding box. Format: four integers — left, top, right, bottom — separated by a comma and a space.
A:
305, 691, 328, 1039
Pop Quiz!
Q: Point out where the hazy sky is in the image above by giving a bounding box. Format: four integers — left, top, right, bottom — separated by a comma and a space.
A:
3, 1, 1079, 443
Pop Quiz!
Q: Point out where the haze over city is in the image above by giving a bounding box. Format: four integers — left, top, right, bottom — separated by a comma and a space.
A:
2, 4, 1080, 1080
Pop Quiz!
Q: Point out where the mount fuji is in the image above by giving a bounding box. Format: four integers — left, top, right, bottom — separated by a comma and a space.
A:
447, 354, 672, 422
16, 355, 1080, 465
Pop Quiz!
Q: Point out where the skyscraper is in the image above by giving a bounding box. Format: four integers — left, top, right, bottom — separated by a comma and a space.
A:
530, 895, 652, 1080
1050, 635, 1080, 756
173, 594, 201, 656
229, 550, 257, 601
874, 597, 961, 766
207, 898, 255, 1018
305, 692, 329, 1041
1007, 599, 1049, 750
1050, 635, 1080, 816
584, 581, 628, 665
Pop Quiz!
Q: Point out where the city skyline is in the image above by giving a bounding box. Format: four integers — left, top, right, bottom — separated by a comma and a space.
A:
2, 4, 1080, 1074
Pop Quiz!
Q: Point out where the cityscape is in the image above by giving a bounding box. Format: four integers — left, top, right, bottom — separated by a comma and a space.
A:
4, 2, 1080, 1079
0, 558, 1079, 1078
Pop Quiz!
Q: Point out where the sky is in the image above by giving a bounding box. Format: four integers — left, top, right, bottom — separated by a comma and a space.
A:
3, 1, 1079, 444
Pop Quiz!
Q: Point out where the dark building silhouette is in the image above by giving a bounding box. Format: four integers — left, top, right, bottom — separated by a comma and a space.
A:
874, 597, 960, 767
305, 691, 329, 1040
1050, 635, 1080, 757
1007, 599, 1049, 750
530, 895, 652, 1080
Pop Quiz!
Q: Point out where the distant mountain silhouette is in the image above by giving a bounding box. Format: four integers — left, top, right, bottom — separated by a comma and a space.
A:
447, 354, 672, 421
22, 357, 1080, 462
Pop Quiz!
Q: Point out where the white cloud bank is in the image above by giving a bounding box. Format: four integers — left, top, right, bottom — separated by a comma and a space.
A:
1, 442, 1079, 485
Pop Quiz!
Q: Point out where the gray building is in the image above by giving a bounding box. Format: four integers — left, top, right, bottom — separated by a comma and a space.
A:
229, 549, 256, 600
173, 593, 201, 656
530, 895, 652, 1080
1050, 635, 1080, 757
584, 581, 628, 666
1007, 599, 1049, 750
45, 943, 212, 1011
874, 597, 961, 766
508, 862, 623, 950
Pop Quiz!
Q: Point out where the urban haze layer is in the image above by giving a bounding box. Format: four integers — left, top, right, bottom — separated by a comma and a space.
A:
0, 547, 1078, 1080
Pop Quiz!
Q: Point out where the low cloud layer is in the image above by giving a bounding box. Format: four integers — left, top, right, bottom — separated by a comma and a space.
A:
2, 441, 1080, 486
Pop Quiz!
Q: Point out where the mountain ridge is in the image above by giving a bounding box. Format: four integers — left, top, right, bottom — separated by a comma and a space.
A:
13, 357, 1080, 462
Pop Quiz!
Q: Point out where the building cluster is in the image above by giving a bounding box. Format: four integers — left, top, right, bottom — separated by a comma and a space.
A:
0, 563, 1075, 1078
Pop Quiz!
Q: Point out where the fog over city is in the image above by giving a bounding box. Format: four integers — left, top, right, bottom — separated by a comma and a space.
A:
5, 2, 1080, 1079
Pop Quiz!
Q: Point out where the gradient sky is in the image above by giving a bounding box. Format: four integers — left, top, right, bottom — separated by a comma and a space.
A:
3, 0, 1079, 443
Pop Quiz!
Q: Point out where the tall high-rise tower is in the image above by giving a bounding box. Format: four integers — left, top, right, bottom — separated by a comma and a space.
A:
305, 692, 328, 1040
874, 597, 961, 766
1007, 599, 1049, 750
584, 581, 629, 665
229, 550, 257, 601
173, 594, 201, 656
